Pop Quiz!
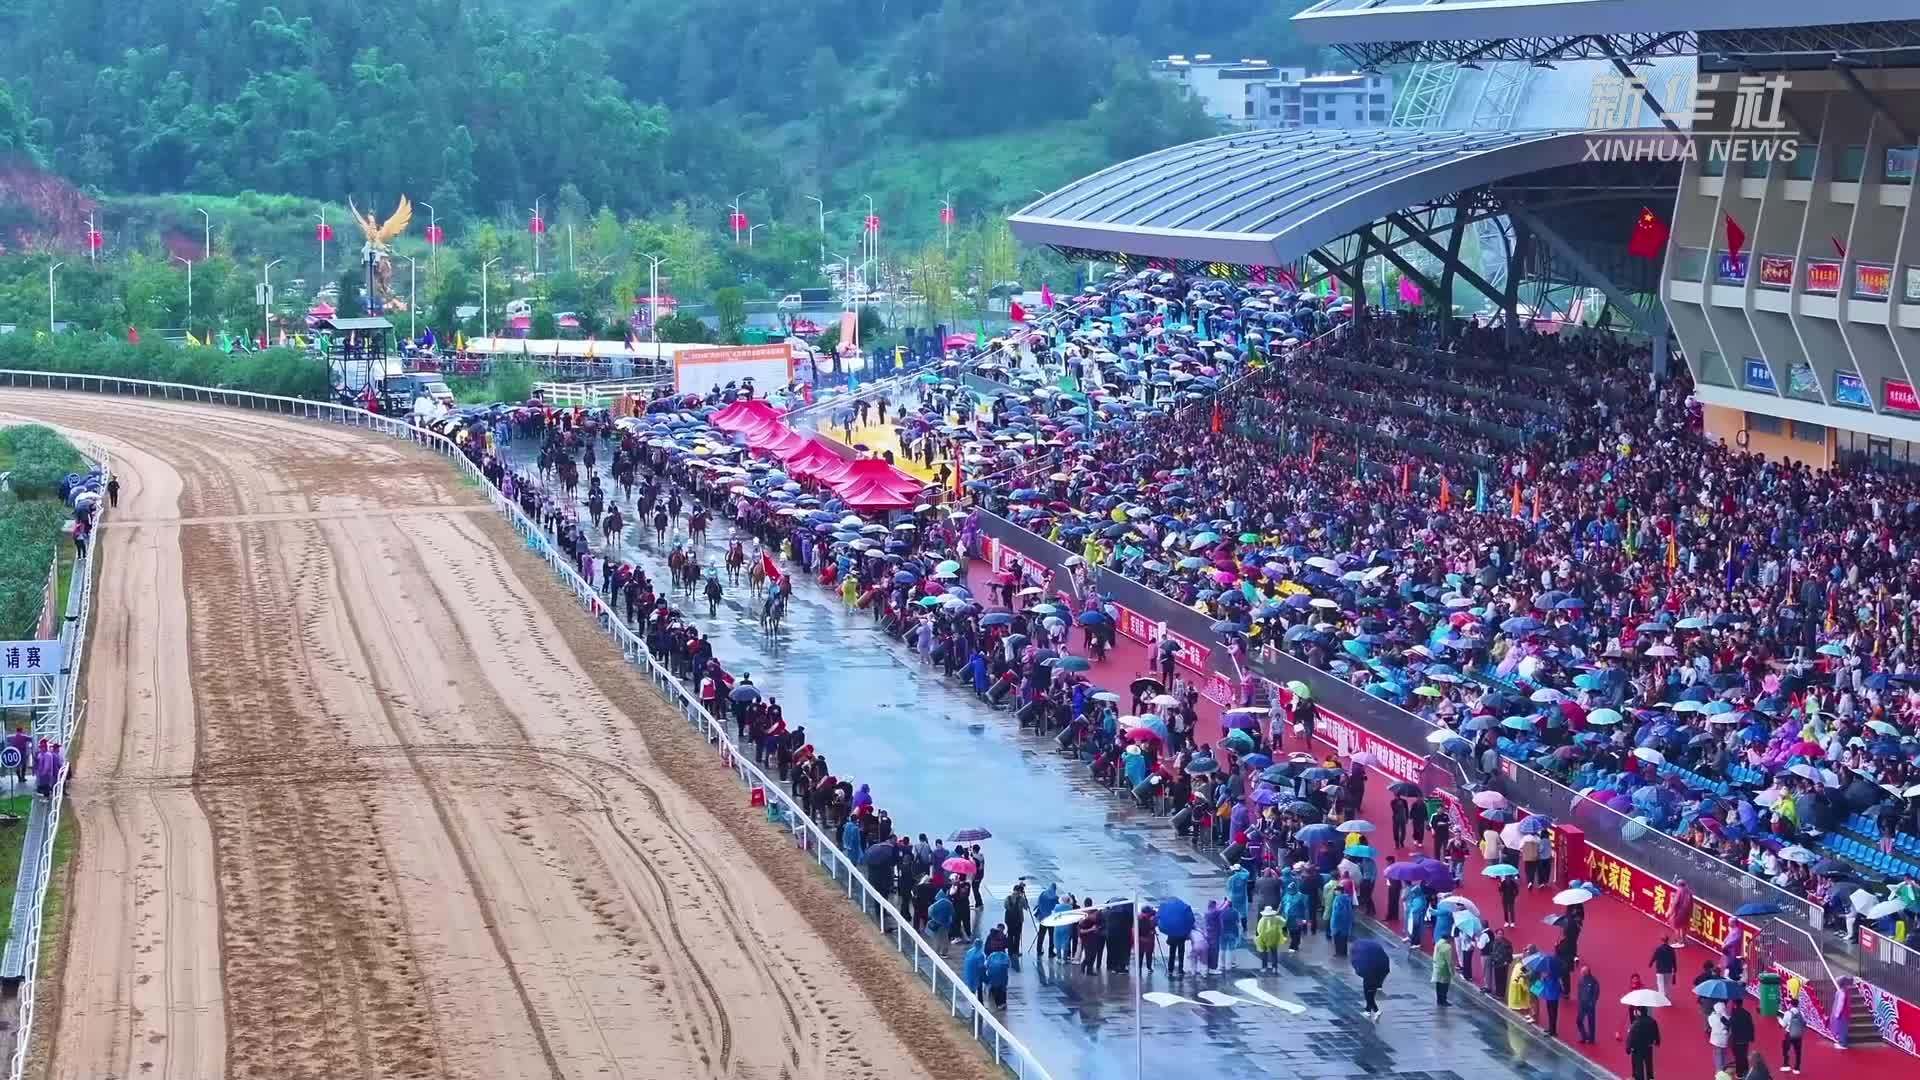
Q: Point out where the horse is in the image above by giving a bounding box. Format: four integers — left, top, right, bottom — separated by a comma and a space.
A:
726, 540, 746, 585
747, 557, 768, 597
760, 591, 786, 635
689, 510, 709, 548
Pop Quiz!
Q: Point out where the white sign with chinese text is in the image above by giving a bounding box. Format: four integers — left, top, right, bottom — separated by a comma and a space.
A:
0, 640, 63, 677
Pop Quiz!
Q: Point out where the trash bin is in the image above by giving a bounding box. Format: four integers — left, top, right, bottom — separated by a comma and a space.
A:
1758, 971, 1782, 1016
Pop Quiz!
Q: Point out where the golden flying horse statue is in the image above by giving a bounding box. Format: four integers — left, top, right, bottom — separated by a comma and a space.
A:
348, 195, 412, 312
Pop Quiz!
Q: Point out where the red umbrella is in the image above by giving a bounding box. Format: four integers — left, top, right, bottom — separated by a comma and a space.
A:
943, 856, 978, 877
1127, 727, 1164, 744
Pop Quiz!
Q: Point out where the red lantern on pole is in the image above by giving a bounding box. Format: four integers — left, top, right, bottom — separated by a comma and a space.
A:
864, 214, 881, 234
728, 211, 749, 232
529, 214, 546, 235
425, 224, 444, 245
86, 230, 102, 251
938, 206, 955, 225
315, 222, 334, 243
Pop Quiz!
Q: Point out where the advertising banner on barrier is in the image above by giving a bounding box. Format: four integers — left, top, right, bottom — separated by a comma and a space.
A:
1857, 262, 1895, 299
1584, 844, 1748, 953
1311, 706, 1425, 783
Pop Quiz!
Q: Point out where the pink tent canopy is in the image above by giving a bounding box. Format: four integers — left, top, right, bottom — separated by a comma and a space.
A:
804, 455, 856, 486
837, 477, 920, 512
832, 458, 923, 499
752, 425, 810, 458
712, 399, 786, 432
783, 438, 847, 478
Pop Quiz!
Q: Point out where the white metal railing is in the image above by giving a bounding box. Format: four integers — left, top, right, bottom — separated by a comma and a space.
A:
3, 424, 107, 1080
0, 368, 1053, 1080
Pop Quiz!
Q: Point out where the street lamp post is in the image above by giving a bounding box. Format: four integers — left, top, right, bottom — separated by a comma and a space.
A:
748, 223, 768, 247
566, 224, 575, 272
729, 191, 748, 244
421, 201, 437, 263
941, 191, 954, 252
640, 252, 667, 342
173, 256, 193, 335
197, 208, 211, 261
861, 193, 877, 273
530, 195, 546, 273
262, 258, 284, 348
400, 255, 418, 341
46, 261, 62, 336
317, 210, 328, 277
86, 212, 98, 264
481, 256, 502, 339
804, 195, 833, 267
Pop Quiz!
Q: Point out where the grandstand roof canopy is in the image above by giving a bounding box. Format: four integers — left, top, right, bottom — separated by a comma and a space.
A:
1290, 4, 1920, 68
1009, 127, 1680, 269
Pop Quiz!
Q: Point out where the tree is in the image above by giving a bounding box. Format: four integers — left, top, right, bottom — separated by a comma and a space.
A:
713, 286, 746, 344
334, 276, 366, 318
1090, 60, 1220, 162
531, 309, 557, 339
655, 312, 712, 343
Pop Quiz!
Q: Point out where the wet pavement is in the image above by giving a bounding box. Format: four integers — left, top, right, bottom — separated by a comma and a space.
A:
507, 446, 1601, 1080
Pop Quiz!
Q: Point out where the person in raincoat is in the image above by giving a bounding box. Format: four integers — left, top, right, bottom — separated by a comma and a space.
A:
1158, 896, 1195, 974
1668, 877, 1695, 945
1032, 884, 1059, 960
928, 889, 956, 954
1431, 936, 1456, 1006
841, 815, 866, 865
1202, 900, 1226, 973
984, 945, 1011, 1007
1328, 879, 1355, 956
1282, 883, 1309, 952
1507, 947, 1537, 1020
1216, 890, 1244, 969
1254, 906, 1287, 971
1226, 863, 1252, 939
1124, 744, 1148, 788
1052, 892, 1079, 962
1404, 884, 1431, 948
963, 940, 988, 998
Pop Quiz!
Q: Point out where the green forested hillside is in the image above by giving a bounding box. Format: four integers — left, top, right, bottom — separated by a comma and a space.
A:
0, 0, 1320, 239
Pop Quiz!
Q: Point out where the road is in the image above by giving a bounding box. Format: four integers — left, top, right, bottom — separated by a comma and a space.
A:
514, 440, 1601, 1080
6, 392, 993, 1080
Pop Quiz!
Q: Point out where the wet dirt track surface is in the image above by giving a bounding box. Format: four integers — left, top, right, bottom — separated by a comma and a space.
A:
5, 392, 993, 1080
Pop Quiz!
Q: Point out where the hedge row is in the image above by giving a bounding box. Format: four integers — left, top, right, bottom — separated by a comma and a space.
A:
0, 424, 82, 500
0, 334, 332, 399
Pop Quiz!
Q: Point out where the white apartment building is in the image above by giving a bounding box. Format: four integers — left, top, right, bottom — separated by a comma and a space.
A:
1150, 56, 1393, 130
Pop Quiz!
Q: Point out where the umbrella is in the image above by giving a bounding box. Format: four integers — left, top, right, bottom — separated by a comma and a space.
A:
1345, 845, 1377, 859
1337, 820, 1375, 834
950, 828, 993, 842
1472, 791, 1509, 809
1620, 989, 1672, 1008
729, 685, 763, 703
1693, 979, 1747, 1001
1778, 845, 1817, 865
981, 612, 1015, 627
1482, 864, 1521, 879
1869, 898, 1909, 919
1633, 747, 1666, 766
1553, 888, 1596, 905
1349, 938, 1389, 980
1285, 681, 1312, 700
1587, 708, 1623, 726
1297, 824, 1339, 846
1518, 814, 1554, 835
1389, 782, 1423, 797
1131, 677, 1165, 697
1734, 902, 1782, 917
943, 856, 978, 877
1041, 907, 1095, 928
1437, 895, 1480, 915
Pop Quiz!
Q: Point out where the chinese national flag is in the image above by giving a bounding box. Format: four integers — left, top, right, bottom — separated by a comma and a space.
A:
1627, 207, 1668, 259
1040, 283, 1055, 308
1209, 402, 1223, 434
760, 553, 783, 583
1009, 300, 1026, 323
1723, 212, 1747, 260
126, 326, 140, 344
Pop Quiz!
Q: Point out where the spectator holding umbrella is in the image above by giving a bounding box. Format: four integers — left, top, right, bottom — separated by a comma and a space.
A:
1158, 896, 1195, 974
1350, 936, 1391, 1021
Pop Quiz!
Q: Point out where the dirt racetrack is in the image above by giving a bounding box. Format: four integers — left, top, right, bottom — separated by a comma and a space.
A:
5, 392, 998, 1080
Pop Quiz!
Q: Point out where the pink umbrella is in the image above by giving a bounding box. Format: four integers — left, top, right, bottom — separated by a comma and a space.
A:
943, 856, 977, 877
1127, 727, 1164, 743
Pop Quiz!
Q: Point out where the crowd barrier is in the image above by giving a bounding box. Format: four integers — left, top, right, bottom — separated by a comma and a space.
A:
0, 424, 106, 1080
0, 369, 1054, 1080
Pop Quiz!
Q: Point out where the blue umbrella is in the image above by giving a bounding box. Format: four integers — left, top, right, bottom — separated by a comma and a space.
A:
981, 612, 1014, 626
1518, 814, 1553, 835
1243, 753, 1273, 770
1482, 864, 1521, 878
1078, 610, 1110, 625
1461, 716, 1498, 733
1694, 979, 1747, 1001
1297, 824, 1338, 846
1349, 938, 1389, 980
1345, 844, 1377, 859
1055, 656, 1091, 672
1501, 716, 1536, 731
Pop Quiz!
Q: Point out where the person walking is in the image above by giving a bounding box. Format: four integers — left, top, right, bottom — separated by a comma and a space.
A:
1032, 884, 1058, 961
1575, 963, 1600, 1044
1328, 879, 1355, 957
1627, 1006, 1662, 1080
928, 887, 955, 955
1709, 1001, 1733, 1073
1498, 867, 1520, 928
1350, 937, 1390, 1021
1537, 953, 1564, 1037
1728, 998, 1756, 1075
1651, 935, 1678, 998
106, 475, 120, 508
1431, 936, 1456, 1007
1780, 997, 1806, 1073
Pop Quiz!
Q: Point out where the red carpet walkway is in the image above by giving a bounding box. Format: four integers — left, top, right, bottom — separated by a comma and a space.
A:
962, 556, 1911, 1080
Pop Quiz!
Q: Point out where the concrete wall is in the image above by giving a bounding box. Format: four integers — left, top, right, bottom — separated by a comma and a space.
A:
1700, 401, 1835, 467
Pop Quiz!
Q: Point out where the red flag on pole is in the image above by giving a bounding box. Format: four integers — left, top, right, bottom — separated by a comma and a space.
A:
1627, 207, 1669, 259
1040, 283, 1055, 308
760, 553, 783, 583
952, 451, 964, 498
1009, 300, 1027, 323
1723, 212, 1747, 259
126, 326, 140, 344
1209, 402, 1223, 434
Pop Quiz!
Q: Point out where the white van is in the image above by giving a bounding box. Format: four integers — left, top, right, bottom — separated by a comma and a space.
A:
778, 293, 804, 311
